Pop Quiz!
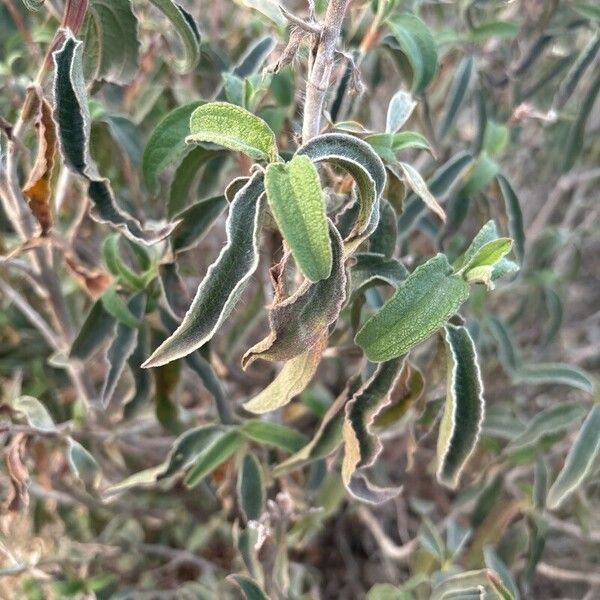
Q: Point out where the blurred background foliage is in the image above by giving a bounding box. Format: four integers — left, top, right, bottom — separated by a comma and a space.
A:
0, 0, 599, 598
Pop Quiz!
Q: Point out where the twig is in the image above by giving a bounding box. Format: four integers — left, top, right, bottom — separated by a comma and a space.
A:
302, 0, 351, 141
279, 4, 321, 35
537, 561, 600, 585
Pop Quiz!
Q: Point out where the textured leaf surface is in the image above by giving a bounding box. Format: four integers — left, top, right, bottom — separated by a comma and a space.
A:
83, 0, 140, 85
23, 94, 56, 234
143, 171, 265, 367
399, 161, 445, 222
514, 363, 594, 393
496, 175, 525, 263
148, 0, 201, 72
438, 55, 474, 139
228, 574, 269, 600
431, 569, 513, 600
350, 253, 408, 297
296, 133, 386, 240
266, 155, 332, 282
70, 299, 116, 360
437, 324, 485, 489
387, 12, 438, 93
242, 224, 347, 367
547, 405, 600, 509
187, 102, 278, 162
356, 254, 470, 362
53, 32, 174, 244
142, 101, 203, 190
386, 90, 416, 133
342, 358, 405, 503
244, 334, 326, 414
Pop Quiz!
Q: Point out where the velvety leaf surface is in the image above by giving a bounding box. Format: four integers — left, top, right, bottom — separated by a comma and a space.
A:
237, 452, 264, 521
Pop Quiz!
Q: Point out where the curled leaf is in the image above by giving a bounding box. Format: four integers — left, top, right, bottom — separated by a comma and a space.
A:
342, 358, 405, 503
243, 334, 327, 414
23, 92, 56, 234
53, 31, 175, 244
143, 171, 265, 367
437, 324, 485, 489
242, 223, 347, 367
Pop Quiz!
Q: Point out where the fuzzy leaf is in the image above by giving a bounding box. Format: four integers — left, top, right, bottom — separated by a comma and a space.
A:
399, 161, 445, 222
12, 396, 55, 432
68, 439, 101, 487
386, 13, 438, 93
100, 293, 146, 407
514, 363, 594, 393
23, 94, 56, 234
296, 133, 386, 240
101, 286, 140, 328
184, 429, 244, 487
70, 299, 116, 360
242, 223, 347, 367
350, 253, 408, 297
437, 324, 485, 489
356, 254, 470, 362
266, 155, 332, 282
244, 334, 327, 414
53, 32, 174, 244
507, 403, 587, 452
386, 90, 416, 133
148, 0, 201, 73
187, 102, 278, 162
547, 405, 600, 509
240, 420, 308, 453
438, 56, 474, 139
368, 199, 398, 259
143, 171, 265, 367
83, 0, 140, 85
237, 453, 265, 521
342, 358, 405, 503
142, 101, 203, 190
171, 195, 227, 254
227, 574, 270, 600
431, 569, 513, 600
496, 175, 525, 263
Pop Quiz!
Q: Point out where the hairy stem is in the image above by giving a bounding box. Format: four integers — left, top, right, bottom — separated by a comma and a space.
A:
302, 0, 351, 141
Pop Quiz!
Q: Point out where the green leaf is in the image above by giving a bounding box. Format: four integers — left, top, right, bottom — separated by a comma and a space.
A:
244, 335, 326, 414
438, 56, 474, 139
142, 101, 204, 191
366, 132, 430, 162
496, 175, 525, 263
240, 420, 308, 453
265, 155, 332, 282
101, 293, 146, 407
368, 200, 398, 259
184, 429, 244, 487
83, 0, 140, 85
187, 102, 278, 162
296, 133, 386, 241
547, 405, 600, 509
507, 403, 587, 452
437, 324, 484, 489
462, 238, 513, 285
53, 32, 174, 244
171, 195, 228, 254
159, 424, 224, 479
386, 90, 416, 133
227, 574, 270, 600
101, 286, 140, 328
70, 299, 116, 360
237, 453, 265, 521
514, 363, 594, 393
356, 254, 470, 362
486, 316, 520, 373
386, 12, 438, 93
342, 358, 405, 503
143, 171, 265, 368
399, 161, 445, 222
102, 234, 146, 290
468, 21, 518, 42
242, 224, 347, 367
419, 518, 445, 561
148, 0, 201, 73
